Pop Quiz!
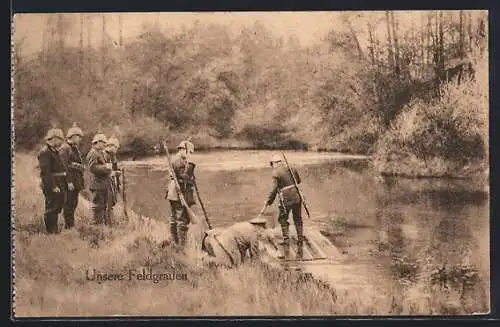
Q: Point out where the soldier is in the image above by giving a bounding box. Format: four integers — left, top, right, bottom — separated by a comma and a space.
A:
59, 123, 85, 229
266, 154, 304, 260
200, 217, 268, 268
104, 137, 122, 222
165, 140, 196, 249
86, 133, 113, 225
37, 128, 67, 234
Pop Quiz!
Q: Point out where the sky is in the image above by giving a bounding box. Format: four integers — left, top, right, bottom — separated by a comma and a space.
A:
13, 12, 344, 56
13, 11, 487, 57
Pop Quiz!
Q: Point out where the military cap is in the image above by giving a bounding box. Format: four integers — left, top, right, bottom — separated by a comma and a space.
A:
66, 122, 84, 138
270, 154, 283, 166
249, 216, 267, 225
92, 133, 107, 144
106, 136, 120, 148
44, 128, 65, 141
177, 140, 195, 153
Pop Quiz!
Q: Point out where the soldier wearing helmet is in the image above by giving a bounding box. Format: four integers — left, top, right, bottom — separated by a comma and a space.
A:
37, 128, 67, 234
266, 154, 304, 260
58, 123, 85, 229
103, 136, 122, 221
200, 217, 269, 268
86, 133, 113, 225
165, 140, 196, 250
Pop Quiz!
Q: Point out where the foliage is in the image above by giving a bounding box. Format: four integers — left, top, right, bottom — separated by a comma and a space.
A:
13, 11, 488, 175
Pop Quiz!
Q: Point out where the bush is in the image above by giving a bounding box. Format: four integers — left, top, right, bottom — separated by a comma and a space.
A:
373, 53, 488, 177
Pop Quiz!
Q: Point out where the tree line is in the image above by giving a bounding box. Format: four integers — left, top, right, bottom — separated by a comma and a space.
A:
13, 11, 488, 176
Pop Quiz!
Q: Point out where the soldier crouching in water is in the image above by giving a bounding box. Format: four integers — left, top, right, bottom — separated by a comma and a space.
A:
200, 217, 269, 268
58, 123, 85, 229
266, 154, 304, 260
37, 128, 67, 234
86, 133, 113, 225
165, 141, 196, 250
103, 137, 122, 223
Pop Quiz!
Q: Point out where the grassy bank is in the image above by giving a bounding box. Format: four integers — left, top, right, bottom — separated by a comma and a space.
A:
13, 152, 488, 316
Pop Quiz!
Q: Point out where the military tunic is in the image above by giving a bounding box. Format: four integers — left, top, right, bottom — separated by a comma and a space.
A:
267, 165, 303, 227
166, 154, 196, 240
59, 141, 85, 228
202, 222, 264, 267
86, 148, 112, 225
37, 145, 67, 233
104, 150, 120, 207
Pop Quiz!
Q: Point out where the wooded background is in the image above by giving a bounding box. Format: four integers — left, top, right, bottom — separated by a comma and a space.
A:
13, 11, 488, 176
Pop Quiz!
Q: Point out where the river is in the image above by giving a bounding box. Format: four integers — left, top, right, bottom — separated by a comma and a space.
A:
120, 150, 490, 312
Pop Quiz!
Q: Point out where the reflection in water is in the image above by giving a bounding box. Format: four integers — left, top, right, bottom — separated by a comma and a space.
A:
125, 156, 489, 306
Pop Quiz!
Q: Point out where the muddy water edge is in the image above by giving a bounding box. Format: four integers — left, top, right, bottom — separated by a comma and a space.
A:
120, 150, 489, 312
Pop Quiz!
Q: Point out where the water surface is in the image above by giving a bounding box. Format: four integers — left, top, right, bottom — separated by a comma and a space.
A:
122, 150, 489, 310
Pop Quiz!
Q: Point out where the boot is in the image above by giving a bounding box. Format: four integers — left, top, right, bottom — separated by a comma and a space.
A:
64, 213, 75, 229
93, 209, 105, 225
44, 213, 58, 234
177, 225, 188, 251
170, 222, 179, 245
104, 208, 113, 227
295, 223, 304, 260
278, 225, 290, 260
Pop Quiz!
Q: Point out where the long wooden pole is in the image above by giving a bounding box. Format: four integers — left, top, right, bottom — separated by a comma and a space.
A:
281, 152, 311, 219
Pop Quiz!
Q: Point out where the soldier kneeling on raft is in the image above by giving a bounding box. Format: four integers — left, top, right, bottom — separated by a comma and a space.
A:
200, 217, 269, 268
37, 128, 67, 234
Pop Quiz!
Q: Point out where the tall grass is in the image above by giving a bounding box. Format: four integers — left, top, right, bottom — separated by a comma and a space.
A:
12, 153, 488, 316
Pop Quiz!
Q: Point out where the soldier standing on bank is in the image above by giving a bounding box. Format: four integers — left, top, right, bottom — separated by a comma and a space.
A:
37, 128, 67, 234
104, 136, 122, 221
86, 133, 113, 225
58, 123, 85, 229
165, 140, 196, 250
266, 154, 304, 260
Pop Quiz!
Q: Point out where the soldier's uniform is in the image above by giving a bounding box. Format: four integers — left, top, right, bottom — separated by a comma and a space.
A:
104, 137, 121, 209
201, 218, 267, 267
166, 141, 196, 248
37, 129, 67, 234
59, 125, 85, 229
266, 154, 304, 259
86, 134, 113, 225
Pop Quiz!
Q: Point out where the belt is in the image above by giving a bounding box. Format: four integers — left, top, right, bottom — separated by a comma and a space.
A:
52, 172, 66, 177
281, 185, 296, 192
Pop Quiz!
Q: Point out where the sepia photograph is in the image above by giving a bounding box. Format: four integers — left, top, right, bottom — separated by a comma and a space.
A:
11, 10, 489, 317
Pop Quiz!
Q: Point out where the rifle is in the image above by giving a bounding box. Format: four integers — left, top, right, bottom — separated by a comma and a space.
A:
281, 152, 311, 219
256, 203, 268, 219
121, 167, 129, 221
193, 178, 213, 230
161, 140, 201, 227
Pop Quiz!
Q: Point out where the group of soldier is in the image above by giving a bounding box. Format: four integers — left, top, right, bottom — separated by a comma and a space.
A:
38, 125, 306, 267
37, 124, 121, 233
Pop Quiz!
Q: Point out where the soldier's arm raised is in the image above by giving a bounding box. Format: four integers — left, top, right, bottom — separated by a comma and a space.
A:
38, 150, 55, 191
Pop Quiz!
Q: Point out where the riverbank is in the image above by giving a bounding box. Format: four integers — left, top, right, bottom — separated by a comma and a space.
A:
13, 152, 488, 315
372, 152, 488, 181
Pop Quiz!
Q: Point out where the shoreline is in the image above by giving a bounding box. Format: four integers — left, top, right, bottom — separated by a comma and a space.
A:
15, 147, 487, 180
